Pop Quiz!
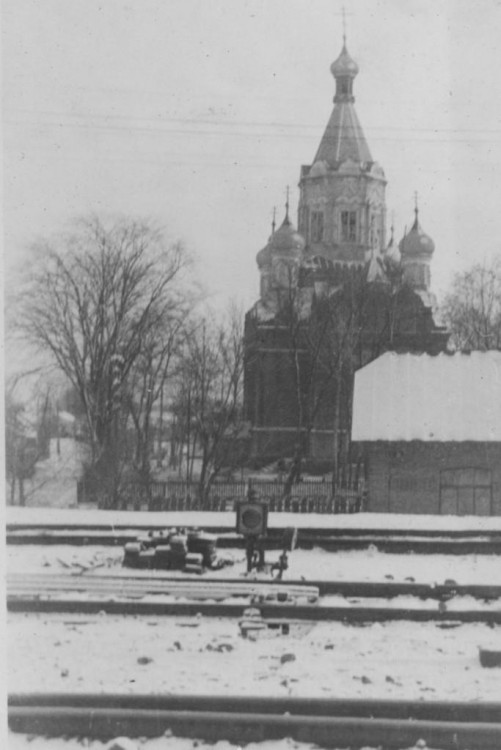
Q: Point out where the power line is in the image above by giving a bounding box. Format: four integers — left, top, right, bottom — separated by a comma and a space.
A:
4, 117, 501, 145
5, 108, 501, 136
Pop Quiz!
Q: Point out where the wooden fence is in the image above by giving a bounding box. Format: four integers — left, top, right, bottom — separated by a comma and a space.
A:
81, 478, 366, 514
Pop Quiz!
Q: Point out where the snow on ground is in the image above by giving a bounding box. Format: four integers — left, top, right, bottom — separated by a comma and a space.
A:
7, 439, 88, 510
7, 612, 501, 702
7, 544, 501, 585
7, 507, 501, 750
8, 506, 501, 531
7, 735, 431, 750
6, 736, 443, 750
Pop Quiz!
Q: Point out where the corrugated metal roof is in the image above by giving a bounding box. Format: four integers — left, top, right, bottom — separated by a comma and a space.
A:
352, 352, 501, 442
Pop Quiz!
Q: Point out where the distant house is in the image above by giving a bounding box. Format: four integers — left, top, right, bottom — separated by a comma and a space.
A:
352, 352, 501, 515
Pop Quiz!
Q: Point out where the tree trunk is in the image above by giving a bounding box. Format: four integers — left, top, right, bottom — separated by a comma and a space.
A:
331, 371, 342, 493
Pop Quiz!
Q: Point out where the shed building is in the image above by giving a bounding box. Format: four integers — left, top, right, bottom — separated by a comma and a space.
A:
352, 352, 501, 515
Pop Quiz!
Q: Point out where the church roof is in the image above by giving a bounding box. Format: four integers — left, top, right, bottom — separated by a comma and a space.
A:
352, 351, 501, 443
256, 208, 305, 268
399, 208, 435, 257
314, 101, 373, 165
270, 214, 305, 253
313, 40, 372, 166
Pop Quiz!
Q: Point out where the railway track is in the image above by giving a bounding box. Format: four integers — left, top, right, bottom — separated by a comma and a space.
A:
8, 572, 501, 623
8, 570, 501, 600
8, 521, 501, 537
9, 693, 501, 748
7, 524, 501, 553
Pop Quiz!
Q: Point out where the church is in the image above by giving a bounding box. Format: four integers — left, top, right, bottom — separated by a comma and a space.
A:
243, 36, 449, 474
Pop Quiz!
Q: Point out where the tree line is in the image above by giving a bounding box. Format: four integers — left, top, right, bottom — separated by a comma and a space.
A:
8, 216, 244, 506
6, 214, 501, 506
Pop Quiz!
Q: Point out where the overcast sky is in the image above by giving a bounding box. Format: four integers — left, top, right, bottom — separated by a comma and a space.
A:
3, 0, 501, 311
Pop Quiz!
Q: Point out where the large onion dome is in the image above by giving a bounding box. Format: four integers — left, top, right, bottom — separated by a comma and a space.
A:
256, 238, 273, 268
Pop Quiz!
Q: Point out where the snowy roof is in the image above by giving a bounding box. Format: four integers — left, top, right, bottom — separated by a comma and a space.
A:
352, 351, 501, 442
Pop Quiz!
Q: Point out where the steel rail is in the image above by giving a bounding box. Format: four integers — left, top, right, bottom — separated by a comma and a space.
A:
7, 530, 501, 553
6, 573, 319, 601
8, 571, 501, 601
8, 694, 501, 748
8, 522, 501, 538
8, 595, 501, 623
9, 693, 501, 721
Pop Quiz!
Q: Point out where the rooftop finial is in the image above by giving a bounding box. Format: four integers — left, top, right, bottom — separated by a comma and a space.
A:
285, 186, 290, 221
342, 5, 347, 47
413, 191, 419, 229
271, 206, 277, 234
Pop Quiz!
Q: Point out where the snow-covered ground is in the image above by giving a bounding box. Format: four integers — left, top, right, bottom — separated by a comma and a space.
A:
8, 506, 501, 531
7, 735, 432, 750
7, 612, 501, 702
6, 439, 88, 510
7, 544, 501, 585
7, 506, 501, 750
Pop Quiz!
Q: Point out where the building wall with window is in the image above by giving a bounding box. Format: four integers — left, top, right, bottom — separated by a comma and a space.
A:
352, 352, 501, 515
298, 170, 387, 265
364, 441, 501, 515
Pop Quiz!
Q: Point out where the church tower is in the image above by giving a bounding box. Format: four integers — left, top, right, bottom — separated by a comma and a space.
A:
297, 39, 386, 266
243, 30, 449, 471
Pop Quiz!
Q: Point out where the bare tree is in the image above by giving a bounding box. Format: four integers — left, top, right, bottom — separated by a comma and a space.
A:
264, 259, 410, 492
174, 307, 245, 504
126, 310, 188, 496
16, 215, 191, 506
442, 256, 501, 351
4, 373, 50, 505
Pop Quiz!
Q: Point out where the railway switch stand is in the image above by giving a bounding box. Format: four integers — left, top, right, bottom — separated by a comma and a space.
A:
236, 493, 298, 575
236, 489, 269, 573
245, 535, 266, 573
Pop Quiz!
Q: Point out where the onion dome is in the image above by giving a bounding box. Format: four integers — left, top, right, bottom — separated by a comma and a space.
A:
384, 224, 401, 262
399, 206, 434, 290
399, 208, 435, 258
270, 212, 305, 254
330, 42, 359, 80
256, 208, 305, 268
256, 238, 273, 268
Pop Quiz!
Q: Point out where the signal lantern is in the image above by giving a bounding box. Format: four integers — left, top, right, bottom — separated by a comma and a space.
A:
236, 500, 268, 537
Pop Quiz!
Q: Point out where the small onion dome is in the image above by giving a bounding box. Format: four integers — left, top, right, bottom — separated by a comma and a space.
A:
270, 214, 306, 254
256, 239, 273, 268
330, 43, 359, 79
384, 225, 401, 262
399, 209, 435, 258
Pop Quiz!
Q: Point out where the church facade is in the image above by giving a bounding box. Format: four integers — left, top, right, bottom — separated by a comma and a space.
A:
243, 38, 449, 471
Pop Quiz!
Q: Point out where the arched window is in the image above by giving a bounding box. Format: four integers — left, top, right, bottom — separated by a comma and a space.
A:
341, 210, 357, 242
310, 211, 324, 242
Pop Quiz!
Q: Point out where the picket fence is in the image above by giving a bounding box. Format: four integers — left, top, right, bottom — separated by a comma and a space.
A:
97, 478, 367, 514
